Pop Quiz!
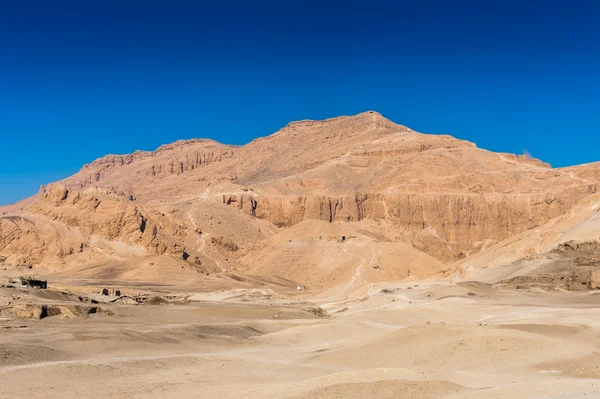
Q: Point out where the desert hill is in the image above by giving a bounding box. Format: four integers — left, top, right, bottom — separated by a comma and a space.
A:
1, 111, 600, 292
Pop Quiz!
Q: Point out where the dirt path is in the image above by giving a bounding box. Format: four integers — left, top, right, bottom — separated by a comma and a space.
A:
186, 211, 226, 274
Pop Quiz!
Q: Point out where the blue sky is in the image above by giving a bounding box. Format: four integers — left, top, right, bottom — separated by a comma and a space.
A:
1, 0, 599, 205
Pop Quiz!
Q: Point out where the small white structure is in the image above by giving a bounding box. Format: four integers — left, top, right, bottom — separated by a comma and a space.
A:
297, 285, 303, 292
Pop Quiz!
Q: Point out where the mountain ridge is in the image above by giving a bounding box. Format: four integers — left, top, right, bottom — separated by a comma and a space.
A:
2, 111, 600, 292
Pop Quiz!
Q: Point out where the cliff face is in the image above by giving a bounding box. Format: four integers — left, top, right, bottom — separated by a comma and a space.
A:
64, 140, 238, 199
2, 111, 600, 288
222, 183, 598, 261
0, 185, 201, 267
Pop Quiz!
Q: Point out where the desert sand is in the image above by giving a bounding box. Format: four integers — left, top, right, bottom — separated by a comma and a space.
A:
2, 111, 600, 398
3, 280, 600, 398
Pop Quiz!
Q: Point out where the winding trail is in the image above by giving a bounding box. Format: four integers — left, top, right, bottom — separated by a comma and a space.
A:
185, 211, 226, 274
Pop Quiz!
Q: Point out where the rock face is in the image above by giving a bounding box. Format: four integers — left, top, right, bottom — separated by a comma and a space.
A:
222, 185, 597, 261
77, 140, 235, 184
11, 304, 111, 320
0, 184, 197, 267
210, 236, 239, 252
1, 111, 600, 289
29, 184, 189, 257
224, 188, 596, 230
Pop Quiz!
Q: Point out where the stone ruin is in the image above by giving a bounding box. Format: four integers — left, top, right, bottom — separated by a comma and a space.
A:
20, 276, 47, 289
566, 270, 600, 291
101, 288, 122, 296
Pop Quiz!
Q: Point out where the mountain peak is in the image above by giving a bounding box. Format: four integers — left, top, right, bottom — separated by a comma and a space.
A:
278, 110, 408, 134
358, 110, 382, 117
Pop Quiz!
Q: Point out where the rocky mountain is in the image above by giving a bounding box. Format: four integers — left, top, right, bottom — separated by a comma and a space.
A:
2, 111, 600, 291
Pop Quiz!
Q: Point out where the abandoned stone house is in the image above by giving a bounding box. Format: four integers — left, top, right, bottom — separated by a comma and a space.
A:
20, 277, 47, 289
566, 270, 600, 290
101, 288, 122, 296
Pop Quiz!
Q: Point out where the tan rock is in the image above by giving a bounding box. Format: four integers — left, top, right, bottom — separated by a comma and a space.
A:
1, 111, 600, 290
12, 304, 44, 320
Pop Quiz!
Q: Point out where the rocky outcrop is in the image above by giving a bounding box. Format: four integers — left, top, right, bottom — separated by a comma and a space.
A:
223, 183, 597, 261
147, 151, 234, 177
33, 185, 191, 256
12, 304, 111, 320
499, 153, 552, 168
0, 215, 85, 266
78, 150, 234, 184
64, 139, 236, 195
211, 236, 239, 252
0, 185, 198, 266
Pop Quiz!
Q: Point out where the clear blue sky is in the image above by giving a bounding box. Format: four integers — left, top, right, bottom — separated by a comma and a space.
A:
1, 0, 599, 205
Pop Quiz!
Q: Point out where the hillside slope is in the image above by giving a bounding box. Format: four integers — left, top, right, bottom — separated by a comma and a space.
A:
1, 111, 599, 291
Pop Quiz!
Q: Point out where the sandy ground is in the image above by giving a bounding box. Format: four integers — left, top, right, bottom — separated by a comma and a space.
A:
2, 280, 600, 399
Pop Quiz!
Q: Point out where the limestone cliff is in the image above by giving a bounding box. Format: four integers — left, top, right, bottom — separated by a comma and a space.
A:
0, 185, 200, 267
222, 183, 597, 261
